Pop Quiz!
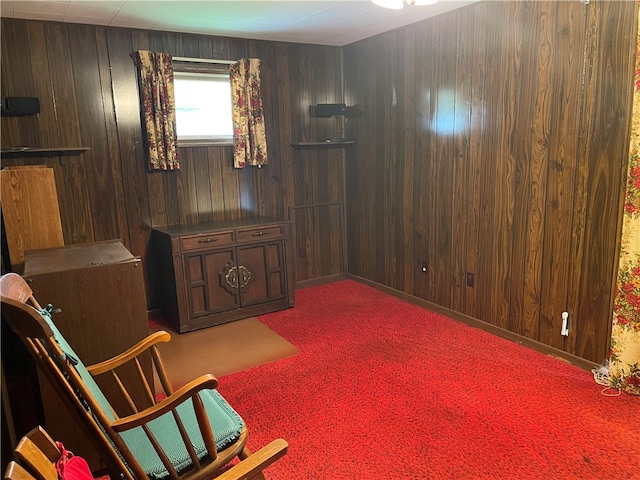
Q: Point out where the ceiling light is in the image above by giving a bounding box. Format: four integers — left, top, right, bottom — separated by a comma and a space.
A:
372, 0, 438, 9
372, 0, 404, 9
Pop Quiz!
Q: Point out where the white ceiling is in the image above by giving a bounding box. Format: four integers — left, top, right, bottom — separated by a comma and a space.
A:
0, 0, 478, 46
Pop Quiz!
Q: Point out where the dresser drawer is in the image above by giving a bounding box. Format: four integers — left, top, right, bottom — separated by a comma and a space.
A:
180, 231, 235, 251
236, 225, 284, 243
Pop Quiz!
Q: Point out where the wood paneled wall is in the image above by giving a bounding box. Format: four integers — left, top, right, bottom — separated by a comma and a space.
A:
1, 19, 347, 306
2, 1, 636, 364
343, 0, 638, 363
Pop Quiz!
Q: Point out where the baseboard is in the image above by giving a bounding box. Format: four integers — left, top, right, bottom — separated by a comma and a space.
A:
347, 274, 599, 372
296, 273, 346, 289
146, 308, 163, 319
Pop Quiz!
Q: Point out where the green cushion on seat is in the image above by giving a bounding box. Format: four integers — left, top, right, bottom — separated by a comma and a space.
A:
120, 389, 245, 480
39, 308, 116, 421
37, 307, 245, 480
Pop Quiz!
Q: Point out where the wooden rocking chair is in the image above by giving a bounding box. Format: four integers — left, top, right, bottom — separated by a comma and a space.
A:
0, 273, 287, 480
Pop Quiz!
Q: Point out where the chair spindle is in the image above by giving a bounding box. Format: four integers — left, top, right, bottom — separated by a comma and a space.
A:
109, 370, 139, 414
192, 394, 218, 460
141, 424, 180, 480
150, 345, 173, 396
170, 409, 202, 470
133, 357, 156, 406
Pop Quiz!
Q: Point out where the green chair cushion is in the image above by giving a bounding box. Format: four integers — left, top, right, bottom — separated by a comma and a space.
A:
39, 307, 116, 421
38, 308, 245, 479
120, 389, 245, 480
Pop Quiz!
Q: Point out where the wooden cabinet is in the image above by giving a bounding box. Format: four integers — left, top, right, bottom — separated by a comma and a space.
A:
21, 240, 151, 470
153, 219, 295, 333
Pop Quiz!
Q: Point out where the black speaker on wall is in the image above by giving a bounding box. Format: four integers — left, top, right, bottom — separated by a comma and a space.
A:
1, 97, 40, 116
315, 103, 347, 117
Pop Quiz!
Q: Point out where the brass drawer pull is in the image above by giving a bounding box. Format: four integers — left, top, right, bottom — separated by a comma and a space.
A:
198, 238, 218, 244
225, 266, 238, 289
224, 265, 252, 290
239, 265, 252, 288
252, 231, 268, 237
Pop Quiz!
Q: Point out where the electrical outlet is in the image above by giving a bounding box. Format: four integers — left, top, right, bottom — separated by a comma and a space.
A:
561, 311, 569, 336
421, 261, 428, 273
466, 272, 475, 287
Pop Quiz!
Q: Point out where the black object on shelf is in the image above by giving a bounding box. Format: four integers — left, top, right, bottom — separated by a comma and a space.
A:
314, 104, 348, 117
1, 97, 40, 116
312, 104, 358, 118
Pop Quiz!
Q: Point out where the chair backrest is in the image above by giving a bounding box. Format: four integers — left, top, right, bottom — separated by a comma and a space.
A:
4, 462, 37, 480
4, 426, 60, 480
0, 271, 38, 306
0, 278, 134, 479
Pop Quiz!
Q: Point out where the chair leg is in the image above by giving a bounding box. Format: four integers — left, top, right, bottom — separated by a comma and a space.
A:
238, 446, 252, 460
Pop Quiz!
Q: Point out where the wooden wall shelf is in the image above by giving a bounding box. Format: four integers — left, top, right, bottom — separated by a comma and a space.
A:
1, 146, 90, 164
1, 146, 90, 154
291, 141, 354, 148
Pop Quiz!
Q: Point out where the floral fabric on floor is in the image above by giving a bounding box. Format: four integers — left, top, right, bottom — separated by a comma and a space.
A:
610, 9, 640, 395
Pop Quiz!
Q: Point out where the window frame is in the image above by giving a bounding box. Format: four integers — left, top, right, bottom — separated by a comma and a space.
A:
173, 60, 234, 147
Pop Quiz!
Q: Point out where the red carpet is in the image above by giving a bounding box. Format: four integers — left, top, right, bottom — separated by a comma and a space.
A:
217, 280, 639, 480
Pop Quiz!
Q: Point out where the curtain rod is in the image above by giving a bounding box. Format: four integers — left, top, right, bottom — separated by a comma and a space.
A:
172, 56, 236, 65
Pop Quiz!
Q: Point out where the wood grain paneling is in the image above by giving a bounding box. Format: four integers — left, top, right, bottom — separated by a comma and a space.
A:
569, 1, 637, 362
1, 19, 347, 305
343, 0, 637, 363
0, 167, 64, 271
540, 3, 585, 354
291, 203, 345, 286
2, 0, 634, 364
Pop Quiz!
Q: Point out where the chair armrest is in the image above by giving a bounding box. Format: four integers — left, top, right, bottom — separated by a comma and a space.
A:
86, 330, 172, 375
216, 439, 288, 480
110, 373, 219, 431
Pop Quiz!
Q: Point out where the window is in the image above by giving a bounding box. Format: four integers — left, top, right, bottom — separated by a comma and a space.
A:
173, 61, 233, 146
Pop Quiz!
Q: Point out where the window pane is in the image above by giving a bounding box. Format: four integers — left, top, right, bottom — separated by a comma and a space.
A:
174, 74, 233, 139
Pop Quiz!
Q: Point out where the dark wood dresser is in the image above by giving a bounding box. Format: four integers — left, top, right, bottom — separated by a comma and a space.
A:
153, 218, 295, 333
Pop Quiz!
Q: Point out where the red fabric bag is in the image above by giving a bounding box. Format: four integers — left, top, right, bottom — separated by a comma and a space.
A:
55, 442, 94, 480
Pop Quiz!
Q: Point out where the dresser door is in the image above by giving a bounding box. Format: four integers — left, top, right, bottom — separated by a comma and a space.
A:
237, 241, 286, 307
184, 248, 239, 317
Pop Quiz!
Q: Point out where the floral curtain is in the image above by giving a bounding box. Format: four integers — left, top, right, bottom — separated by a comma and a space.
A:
229, 58, 268, 169
610, 9, 640, 396
131, 50, 180, 171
